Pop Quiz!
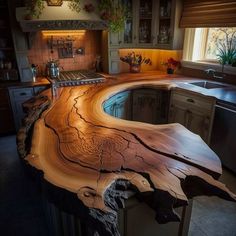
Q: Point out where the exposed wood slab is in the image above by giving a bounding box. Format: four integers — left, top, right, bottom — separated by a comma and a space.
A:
17, 78, 236, 236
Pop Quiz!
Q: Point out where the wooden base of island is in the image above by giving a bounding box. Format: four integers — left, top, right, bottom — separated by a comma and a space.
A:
43, 196, 193, 236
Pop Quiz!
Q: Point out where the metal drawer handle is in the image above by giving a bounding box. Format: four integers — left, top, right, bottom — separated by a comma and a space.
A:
186, 98, 195, 103
20, 92, 27, 96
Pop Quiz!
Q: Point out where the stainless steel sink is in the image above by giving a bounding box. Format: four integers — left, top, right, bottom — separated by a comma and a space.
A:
189, 81, 228, 89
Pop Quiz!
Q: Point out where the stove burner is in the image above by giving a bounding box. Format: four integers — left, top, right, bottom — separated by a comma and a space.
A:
49, 70, 105, 87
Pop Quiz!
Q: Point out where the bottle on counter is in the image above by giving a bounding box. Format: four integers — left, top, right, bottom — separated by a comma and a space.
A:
31, 64, 37, 82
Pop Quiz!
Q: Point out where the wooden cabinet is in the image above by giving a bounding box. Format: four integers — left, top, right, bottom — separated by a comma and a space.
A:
132, 88, 169, 124
0, 88, 15, 134
168, 88, 216, 144
105, 0, 183, 73
0, 1, 18, 81
104, 91, 131, 120
8, 86, 47, 131
132, 89, 159, 124
120, 0, 183, 49
103, 88, 169, 124
155, 0, 184, 49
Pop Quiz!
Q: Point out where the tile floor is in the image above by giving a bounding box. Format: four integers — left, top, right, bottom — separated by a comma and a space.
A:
0, 135, 236, 236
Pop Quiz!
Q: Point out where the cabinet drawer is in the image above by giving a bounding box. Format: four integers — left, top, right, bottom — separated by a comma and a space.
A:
11, 88, 34, 98
172, 92, 214, 112
34, 86, 47, 95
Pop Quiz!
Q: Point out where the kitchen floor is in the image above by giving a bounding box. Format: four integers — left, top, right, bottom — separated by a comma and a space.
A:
0, 135, 236, 236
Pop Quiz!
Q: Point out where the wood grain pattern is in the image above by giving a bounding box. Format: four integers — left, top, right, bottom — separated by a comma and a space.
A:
18, 77, 236, 236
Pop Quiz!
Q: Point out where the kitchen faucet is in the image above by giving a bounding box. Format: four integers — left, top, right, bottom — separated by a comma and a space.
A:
204, 68, 225, 79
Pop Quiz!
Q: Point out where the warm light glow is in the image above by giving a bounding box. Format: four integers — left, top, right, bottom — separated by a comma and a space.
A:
41, 30, 86, 37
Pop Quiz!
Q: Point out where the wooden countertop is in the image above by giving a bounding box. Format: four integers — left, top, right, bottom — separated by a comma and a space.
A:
17, 71, 236, 236
0, 77, 50, 89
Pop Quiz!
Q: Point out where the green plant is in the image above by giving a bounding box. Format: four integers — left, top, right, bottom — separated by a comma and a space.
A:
25, 0, 45, 19
98, 0, 126, 33
216, 28, 236, 71
68, 0, 81, 13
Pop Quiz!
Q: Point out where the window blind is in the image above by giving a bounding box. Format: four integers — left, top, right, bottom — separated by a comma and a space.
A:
180, 0, 236, 28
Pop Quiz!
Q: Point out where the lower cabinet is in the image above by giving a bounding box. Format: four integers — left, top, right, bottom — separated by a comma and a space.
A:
8, 86, 47, 131
103, 87, 216, 144
132, 89, 159, 124
104, 91, 131, 120
132, 89, 169, 124
0, 88, 15, 135
169, 88, 216, 144
43, 197, 192, 236
103, 88, 170, 125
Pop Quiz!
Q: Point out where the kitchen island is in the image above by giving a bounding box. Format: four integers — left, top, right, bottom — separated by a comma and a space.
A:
17, 72, 236, 236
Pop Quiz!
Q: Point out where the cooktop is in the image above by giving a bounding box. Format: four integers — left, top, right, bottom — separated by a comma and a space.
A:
50, 70, 105, 87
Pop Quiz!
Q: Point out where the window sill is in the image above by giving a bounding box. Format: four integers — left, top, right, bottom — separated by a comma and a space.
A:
181, 60, 236, 75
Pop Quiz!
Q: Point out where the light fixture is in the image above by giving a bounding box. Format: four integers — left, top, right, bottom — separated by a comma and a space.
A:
41, 30, 86, 37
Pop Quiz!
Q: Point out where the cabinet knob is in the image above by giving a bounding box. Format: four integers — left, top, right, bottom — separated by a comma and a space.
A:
20, 92, 27, 96
186, 98, 195, 103
151, 35, 155, 42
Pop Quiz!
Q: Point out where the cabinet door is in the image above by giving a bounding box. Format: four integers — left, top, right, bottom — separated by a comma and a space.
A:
132, 89, 158, 124
109, 32, 123, 48
137, 0, 155, 47
121, 0, 136, 47
186, 110, 211, 143
169, 89, 215, 144
8, 87, 34, 131
104, 91, 131, 120
169, 103, 187, 126
156, 0, 184, 49
0, 88, 15, 134
108, 49, 120, 74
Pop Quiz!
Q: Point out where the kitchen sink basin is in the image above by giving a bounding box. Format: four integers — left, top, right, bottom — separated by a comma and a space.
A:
189, 81, 228, 89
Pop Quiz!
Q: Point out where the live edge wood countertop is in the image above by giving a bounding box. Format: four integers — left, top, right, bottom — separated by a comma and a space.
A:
17, 71, 236, 236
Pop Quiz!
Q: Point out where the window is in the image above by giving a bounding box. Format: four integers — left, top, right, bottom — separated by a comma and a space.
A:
182, 27, 236, 74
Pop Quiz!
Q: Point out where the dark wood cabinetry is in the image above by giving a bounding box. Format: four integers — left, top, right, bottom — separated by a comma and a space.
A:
0, 88, 15, 135
0, 1, 18, 81
103, 88, 169, 124
8, 86, 48, 131
132, 89, 159, 124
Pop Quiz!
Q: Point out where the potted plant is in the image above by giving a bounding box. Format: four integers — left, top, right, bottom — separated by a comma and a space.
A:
24, 0, 45, 19
161, 58, 180, 74
120, 52, 152, 73
68, 0, 81, 13
98, 0, 126, 33
216, 28, 236, 72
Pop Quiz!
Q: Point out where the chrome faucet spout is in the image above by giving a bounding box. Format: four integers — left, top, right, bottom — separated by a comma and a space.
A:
205, 68, 225, 80
205, 68, 216, 75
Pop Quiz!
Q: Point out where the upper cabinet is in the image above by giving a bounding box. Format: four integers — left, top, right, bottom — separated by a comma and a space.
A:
0, 1, 18, 81
156, 0, 184, 49
110, 0, 184, 50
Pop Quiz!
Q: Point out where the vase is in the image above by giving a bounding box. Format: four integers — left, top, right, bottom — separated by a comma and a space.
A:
167, 68, 174, 74
130, 64, 141, 73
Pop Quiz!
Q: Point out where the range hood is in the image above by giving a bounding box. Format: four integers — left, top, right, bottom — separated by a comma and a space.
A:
16, 0, 108, 32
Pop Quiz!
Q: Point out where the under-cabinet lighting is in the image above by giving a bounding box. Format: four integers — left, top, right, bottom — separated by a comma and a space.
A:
41, 30, 86, 37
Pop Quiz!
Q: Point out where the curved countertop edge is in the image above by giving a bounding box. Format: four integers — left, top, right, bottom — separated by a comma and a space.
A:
17, 74, 236, 236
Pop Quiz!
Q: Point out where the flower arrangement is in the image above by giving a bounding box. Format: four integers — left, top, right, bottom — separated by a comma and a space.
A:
120, 52, 152, 73
161, 57, 180, 74
120, 52, 152, 66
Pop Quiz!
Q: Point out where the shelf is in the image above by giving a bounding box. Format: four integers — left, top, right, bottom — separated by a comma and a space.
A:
0, 47, 14, 51
159, 16, 171, 20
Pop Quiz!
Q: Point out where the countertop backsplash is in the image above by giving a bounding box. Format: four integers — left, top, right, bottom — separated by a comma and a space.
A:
27, 30, 102, 76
